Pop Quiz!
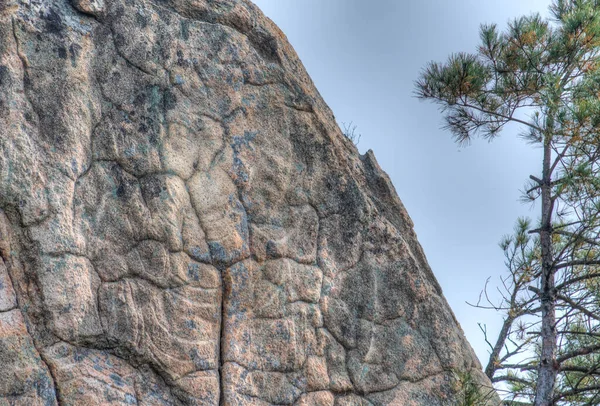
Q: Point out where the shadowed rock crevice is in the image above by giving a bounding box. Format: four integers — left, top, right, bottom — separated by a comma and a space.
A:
0, 0, 497, 404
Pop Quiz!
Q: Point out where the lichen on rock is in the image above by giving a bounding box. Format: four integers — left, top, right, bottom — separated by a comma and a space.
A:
0, 0, 496, 404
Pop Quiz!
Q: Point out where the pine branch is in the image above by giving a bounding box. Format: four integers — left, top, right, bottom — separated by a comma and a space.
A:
557, 344, 600, 364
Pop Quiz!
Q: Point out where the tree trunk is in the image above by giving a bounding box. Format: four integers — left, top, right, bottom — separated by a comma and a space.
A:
534, 137, 557, 406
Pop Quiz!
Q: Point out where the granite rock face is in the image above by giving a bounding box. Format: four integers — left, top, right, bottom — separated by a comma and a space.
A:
0, 0, 494, 404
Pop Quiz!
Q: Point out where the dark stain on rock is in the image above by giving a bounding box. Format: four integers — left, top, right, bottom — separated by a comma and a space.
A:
69, 44, 82, 67
43, 8, 64, 34
143, 176, 165, 200
115, 183, 127, 198
149, 131, 159, 146
176, 49, 186, 67
57, 46, 67, 59
133, 92, 147, 107
114, 32, 126, 49
110, 164, 134, 200
180, 20, 190, 41
135, 13, 148, 28
114, 4, 126, 18
0, 66, 9, 87
23, 74, 31, 89
137, 122, 148, 134
164, 89, 176, 110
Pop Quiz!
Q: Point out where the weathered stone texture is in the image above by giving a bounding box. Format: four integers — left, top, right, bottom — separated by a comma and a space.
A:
0, 0, 495, 404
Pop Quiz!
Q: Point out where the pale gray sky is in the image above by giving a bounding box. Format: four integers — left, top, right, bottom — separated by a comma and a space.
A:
252, 0, 551, 366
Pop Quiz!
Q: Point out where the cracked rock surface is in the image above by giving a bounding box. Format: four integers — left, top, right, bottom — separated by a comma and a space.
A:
0, 0, 495, 404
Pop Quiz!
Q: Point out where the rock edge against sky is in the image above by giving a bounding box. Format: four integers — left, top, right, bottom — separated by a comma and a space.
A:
0, 0, 494, 404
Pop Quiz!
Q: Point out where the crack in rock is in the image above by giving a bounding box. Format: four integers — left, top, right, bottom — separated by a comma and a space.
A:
0, 1, 497, 405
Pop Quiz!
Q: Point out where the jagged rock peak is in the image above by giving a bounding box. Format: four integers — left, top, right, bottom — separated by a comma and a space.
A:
0, 0, 495, 404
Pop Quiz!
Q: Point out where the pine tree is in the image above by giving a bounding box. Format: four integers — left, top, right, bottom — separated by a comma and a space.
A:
416, 1, 600, 404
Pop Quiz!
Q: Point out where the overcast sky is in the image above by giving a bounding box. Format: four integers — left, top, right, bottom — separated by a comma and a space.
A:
251, 0, 551, 366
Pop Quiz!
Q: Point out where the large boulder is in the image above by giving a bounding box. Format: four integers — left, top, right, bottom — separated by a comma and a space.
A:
0, 0, 495, 404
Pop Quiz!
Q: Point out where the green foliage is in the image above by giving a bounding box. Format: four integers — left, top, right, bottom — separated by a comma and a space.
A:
416, 0, 600, 404
453, 370, 499, 406
415, 0, 600, 146
558, 320, 600, 405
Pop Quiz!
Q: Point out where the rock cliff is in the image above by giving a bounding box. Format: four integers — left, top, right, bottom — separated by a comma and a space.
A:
0, 0, 494, 404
